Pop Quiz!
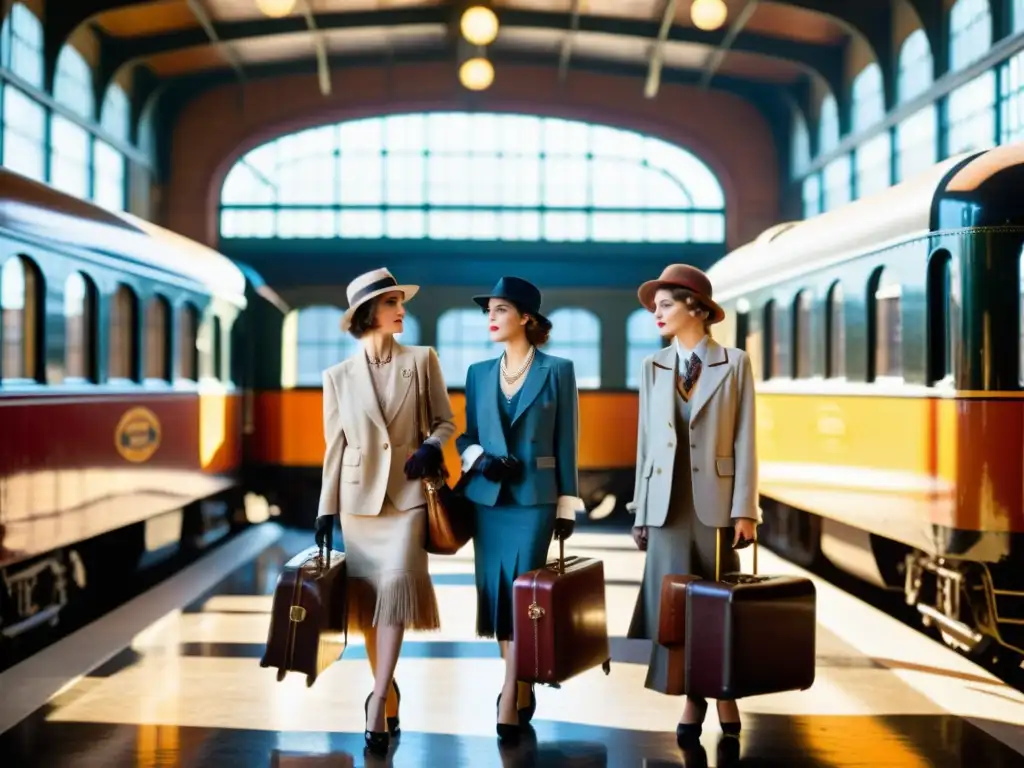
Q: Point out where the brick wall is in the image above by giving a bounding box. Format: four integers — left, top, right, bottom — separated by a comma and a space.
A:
164, 62, 781, 251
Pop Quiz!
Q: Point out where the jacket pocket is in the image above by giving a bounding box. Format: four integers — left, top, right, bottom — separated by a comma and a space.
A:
341, 449, 362, 483
715, 456, 735, 477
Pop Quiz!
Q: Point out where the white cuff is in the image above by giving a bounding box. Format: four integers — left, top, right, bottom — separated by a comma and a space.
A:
556, 495, 584, 521
460, 444, 485, 473
625, 501, 637, 513
424, 436, 442, 449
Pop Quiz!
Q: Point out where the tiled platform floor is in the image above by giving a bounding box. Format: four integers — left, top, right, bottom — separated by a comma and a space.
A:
2, 524, 1022, 767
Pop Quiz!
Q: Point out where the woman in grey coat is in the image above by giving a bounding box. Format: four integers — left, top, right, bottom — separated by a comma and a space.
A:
625, 264, 759, 750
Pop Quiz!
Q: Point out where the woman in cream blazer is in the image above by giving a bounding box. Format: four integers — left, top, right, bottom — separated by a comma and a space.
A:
314, 267, 455, 756
625, 264, 759, 750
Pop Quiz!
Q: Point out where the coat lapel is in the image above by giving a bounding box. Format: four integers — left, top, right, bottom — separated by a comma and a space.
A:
652, 344, 677, 417
351, 347, 387, 433
511, 352, 551, 426
690, 340, 730, 422
481, 358, 508, 454
384, 343, 415, 425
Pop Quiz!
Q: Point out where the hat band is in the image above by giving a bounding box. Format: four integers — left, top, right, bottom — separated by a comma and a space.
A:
350, 275, 398, 307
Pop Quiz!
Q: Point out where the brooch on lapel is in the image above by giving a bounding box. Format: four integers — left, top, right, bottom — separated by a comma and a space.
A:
402, 368, 413, 378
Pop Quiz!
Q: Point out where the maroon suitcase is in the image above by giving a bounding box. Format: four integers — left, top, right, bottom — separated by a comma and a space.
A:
513, 539, 612, 686
684, 531, 816, 700
657, 574, 701, 647
261, 544, 348, 687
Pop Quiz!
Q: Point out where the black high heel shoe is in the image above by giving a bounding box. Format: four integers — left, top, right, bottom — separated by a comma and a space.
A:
387, 680, 401, 737
717, 700, 742, 738
364, 693, 390, 756
517, 684, 537, 725
676, 697, 709, 748
495, 693, 521, 742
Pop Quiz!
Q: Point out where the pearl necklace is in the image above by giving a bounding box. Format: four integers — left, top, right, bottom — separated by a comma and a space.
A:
501, 346, 535, 385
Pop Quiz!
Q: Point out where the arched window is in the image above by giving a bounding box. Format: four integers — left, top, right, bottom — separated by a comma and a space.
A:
872, 269, 903, 381
292, 306, 358, 386
898, 30, 933, 103
545, 308, 601, 389
50, 46, 93, 199
436, 308, 501, 387
219, 113, 726, 244
818, 94, 840, 155
626, 308, 663, 389
96, 84, 130, 210
177, 303, 198, 381
64, 272, 96, 381
1, 4, 45, 182
949, 0, 991, 72
852, 64, 891, 198
109, 285, 138, 381
790, 115, 810, 178
827, 282, 846, 379
1, 3, 43, 87
1, 255, 39, 381
144, 296, 170, 381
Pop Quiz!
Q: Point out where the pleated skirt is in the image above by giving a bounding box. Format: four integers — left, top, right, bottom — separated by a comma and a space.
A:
472, 502, 556, 640
342, 498, 440, 634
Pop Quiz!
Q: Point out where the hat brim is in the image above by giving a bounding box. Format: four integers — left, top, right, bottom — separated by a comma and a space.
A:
472, 294, 551, 329
341, 284, 419, 331
637, 280, 726, 324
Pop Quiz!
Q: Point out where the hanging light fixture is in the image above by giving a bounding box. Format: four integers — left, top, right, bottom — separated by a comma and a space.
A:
255, 0, 297, 18
459, 57, 494, 91
460, 5, 500, 46
690, 0, 728, 31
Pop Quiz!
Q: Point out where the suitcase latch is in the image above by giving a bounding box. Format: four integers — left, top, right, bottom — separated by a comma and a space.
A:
290, 605, 307, 622
527, 602, 545, 620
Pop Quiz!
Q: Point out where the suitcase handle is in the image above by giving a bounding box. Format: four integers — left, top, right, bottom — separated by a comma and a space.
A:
715, 527, 758, 581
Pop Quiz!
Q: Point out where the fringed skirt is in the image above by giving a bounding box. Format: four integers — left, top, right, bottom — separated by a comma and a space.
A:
472, 502, 556, 640
342, 499, 440, 633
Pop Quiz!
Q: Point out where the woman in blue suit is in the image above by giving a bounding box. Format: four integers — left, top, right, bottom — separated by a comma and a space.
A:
455, 276, 582, 742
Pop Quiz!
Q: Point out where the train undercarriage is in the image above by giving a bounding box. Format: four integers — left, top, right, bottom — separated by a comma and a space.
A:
758, 497, 1024, 673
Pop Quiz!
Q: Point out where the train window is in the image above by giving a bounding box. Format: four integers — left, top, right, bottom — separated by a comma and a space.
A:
772, 299, 792, 378
793, 291, 813, 378
874, 278, 903, 380
64, 272, 95, 381
108, 285, 138, 381
213, 316, 224, 381
197, 313, 219, 381
1, 255, 39, 381
760, 300, 775, 380
144, 297, 170, 381
927, 250, 955, 384
827, 282, 846, 378
177, 304, 198, 381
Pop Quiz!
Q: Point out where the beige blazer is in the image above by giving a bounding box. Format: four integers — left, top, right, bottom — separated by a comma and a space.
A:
317, 343, 456, 519
627, 339, 759, 529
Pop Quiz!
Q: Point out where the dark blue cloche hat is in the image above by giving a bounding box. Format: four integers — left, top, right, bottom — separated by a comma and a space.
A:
473, 276, 552, 329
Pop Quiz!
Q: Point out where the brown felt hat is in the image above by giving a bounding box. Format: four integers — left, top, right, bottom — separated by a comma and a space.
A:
637, 264, 725, 324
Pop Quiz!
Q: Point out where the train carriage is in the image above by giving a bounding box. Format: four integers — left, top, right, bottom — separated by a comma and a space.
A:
0, 170, 262, 657
707, 145, 1024, 666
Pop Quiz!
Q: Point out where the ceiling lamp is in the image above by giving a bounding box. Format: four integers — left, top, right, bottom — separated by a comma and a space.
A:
460, 6, 499, 46
690, 0, 728, 31
255, 0, 296, 18
459, 57, 494, 91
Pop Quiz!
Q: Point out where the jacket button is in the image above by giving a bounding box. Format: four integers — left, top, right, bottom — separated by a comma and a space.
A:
691, 443, 697, 449
656, 468, 662, 474
693, 467, 699, 472
383, 443, 389, 450
668, 442, 674, 448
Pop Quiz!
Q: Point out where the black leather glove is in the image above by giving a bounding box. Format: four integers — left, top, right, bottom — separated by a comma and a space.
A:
314, 515, 335, 551
404, 442, 443, 479
553, 518, 575, 541
479, 454, 522, 482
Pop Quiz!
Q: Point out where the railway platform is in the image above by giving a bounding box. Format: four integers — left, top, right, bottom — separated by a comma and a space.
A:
1, 523, 1022, 767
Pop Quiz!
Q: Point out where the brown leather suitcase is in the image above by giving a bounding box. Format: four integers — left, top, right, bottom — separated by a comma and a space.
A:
261, 544, 348, 687
657, 574, 702, 647
513, 539, 612, 686
684, 532, 816, 700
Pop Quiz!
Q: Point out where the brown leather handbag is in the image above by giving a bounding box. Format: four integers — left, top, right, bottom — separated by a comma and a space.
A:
414, 364, 474, 555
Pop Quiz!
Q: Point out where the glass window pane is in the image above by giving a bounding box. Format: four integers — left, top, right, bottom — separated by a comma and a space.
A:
545, 308, 601, 389
50, 115, 91, 199
2, 4, 44, 88
1, 256, 37, 380
109, 286, 136, 380
3, 87, 46, 182
54, 45, 93, 119
144, 298, 169, 380
947, 71, 996, 155
219, 112, 726, 243
93, 140, 126, 211
64, 272, 92, 381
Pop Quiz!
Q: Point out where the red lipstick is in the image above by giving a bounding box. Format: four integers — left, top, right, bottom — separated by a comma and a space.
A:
489, 325, 499, 331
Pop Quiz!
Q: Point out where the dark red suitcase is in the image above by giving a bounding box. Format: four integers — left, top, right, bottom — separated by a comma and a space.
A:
261, 544, 348, 687
513, 539, 612, 686
657, 574, 702, 647
684, 532, 816, 700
